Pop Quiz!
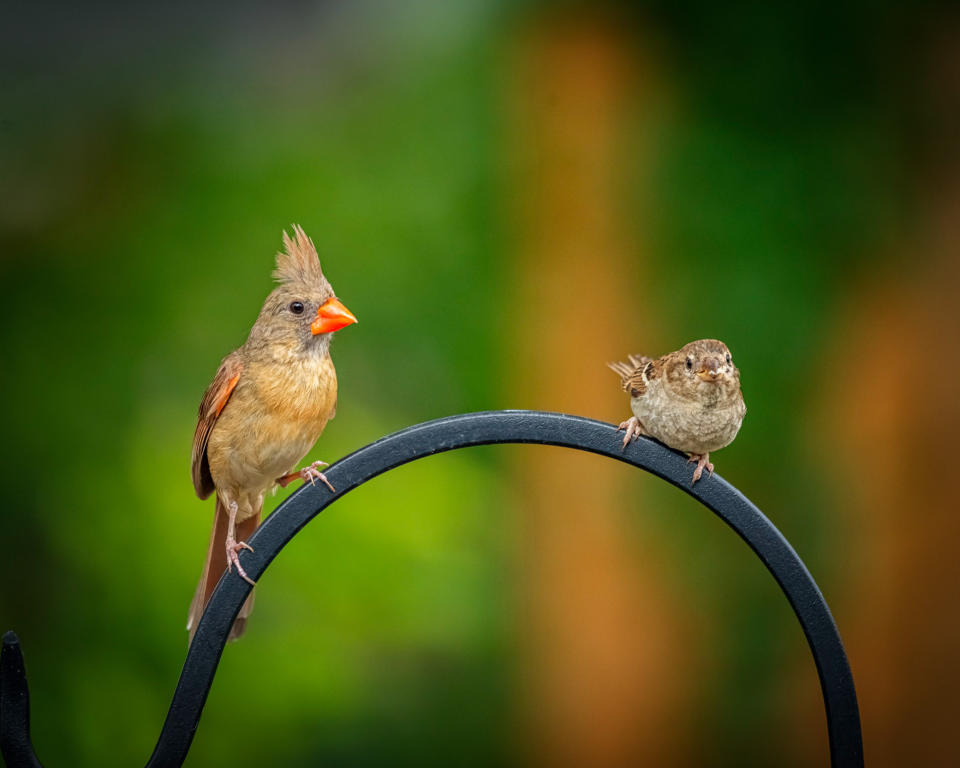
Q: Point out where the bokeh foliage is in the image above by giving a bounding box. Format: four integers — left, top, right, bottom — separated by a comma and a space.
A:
0, 1, 918, 766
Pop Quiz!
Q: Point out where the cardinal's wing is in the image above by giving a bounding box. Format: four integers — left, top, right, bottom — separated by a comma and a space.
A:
191, 351, 243, 499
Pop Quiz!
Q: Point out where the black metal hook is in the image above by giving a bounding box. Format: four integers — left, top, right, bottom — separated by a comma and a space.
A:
0, 411, 864, 767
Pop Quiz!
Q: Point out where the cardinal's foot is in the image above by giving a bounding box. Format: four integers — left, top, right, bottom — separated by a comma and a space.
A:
617, 417, 645, 450
225, 537, 255, 586
277, 460, 335, 492
687, 453, 714, 484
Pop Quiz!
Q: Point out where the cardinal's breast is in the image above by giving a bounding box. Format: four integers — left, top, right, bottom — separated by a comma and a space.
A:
208, 353, 338, 496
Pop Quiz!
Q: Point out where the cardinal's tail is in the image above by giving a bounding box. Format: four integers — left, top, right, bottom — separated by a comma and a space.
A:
186, 494, 261, 645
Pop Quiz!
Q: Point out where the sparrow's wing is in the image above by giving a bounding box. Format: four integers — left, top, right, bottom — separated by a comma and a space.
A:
607, 354, 655, 397
191, 352, 244, 499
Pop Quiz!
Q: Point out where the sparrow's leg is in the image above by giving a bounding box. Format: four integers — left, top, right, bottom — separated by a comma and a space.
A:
687, 453, 714, 484
616, 416, 645, 449
224, 499, 256, 586
277, 460, 335, 492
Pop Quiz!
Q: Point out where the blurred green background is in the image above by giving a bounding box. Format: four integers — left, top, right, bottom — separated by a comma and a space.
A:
3, 1, 958, 766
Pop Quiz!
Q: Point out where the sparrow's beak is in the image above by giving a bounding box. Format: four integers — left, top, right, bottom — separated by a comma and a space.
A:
696, 357, 723, 382
311, 297, 358, 335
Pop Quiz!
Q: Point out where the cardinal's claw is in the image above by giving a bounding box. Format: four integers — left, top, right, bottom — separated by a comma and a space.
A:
687, 453, 714, 485
225, 538, 256, 586
277, 460, 335, 492
301, 463, 335, 492
616, 416, 644, 450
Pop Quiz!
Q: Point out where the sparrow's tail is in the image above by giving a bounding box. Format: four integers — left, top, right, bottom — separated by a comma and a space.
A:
186, 493, 261, 645
607, 354, 650, 388
607, 359, 635, 384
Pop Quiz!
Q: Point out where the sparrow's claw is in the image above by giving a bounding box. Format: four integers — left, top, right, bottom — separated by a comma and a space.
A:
225, 537, 256, 586
687, 453, 714, 485
616, 416, 645, 450
277, 460, 335, 492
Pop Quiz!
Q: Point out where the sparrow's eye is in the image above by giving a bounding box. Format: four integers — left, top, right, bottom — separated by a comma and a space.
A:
725, 353, 732, 364
685, 357, 693, 370
289, 301, 305, 315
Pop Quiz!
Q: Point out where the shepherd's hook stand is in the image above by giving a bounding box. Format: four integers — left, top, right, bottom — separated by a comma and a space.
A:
1, 411, 863, 767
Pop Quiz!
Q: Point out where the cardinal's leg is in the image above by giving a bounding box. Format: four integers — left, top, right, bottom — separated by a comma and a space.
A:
277, 460, 335, 492
223, 496, 256, 586
616, 416, 645, 449
687, 453, 714, 484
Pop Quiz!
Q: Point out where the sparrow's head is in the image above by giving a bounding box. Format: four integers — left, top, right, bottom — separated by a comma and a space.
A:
248, 225, 357, 355
665, 339, 740, 402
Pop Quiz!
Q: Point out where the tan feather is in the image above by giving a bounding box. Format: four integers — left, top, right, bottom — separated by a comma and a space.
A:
607, 354, 653, 397
273, 224, 330, 288
607, 359, 635, 382
191, 352, 244, 499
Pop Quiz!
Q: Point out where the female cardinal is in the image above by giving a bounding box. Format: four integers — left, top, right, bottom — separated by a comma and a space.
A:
187, 226, 357, 642
608, 339, 746, 484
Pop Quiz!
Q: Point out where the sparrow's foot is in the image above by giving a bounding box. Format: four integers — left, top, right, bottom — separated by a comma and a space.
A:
687, 453, 714, 485
277, 460, 335, 492
616, 416, 645, 450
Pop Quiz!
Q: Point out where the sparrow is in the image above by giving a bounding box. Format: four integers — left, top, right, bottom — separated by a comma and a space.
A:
187, 225, 357, 642
608, 339, 745, 484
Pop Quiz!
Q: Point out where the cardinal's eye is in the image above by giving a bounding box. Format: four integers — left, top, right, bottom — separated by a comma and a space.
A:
685, 357, 693, 370
726, 353, 732, 364
289, 301, 305, 314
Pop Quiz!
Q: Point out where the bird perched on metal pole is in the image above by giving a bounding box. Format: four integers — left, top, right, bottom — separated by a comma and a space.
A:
609, 339, 745, 484
187, 225, 357, 642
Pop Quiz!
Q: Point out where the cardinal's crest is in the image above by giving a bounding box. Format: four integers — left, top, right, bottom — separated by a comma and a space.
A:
274, 225, 330, 290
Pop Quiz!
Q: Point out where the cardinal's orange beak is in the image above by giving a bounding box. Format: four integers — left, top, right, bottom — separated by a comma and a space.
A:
311, 297, 358, 335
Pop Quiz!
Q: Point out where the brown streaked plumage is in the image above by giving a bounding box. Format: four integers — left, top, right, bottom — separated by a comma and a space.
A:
187, 225, 357, 643
607, 339, 745, 484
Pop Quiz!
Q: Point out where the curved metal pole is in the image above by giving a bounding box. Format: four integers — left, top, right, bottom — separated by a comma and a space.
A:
1, 411, 863, 767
